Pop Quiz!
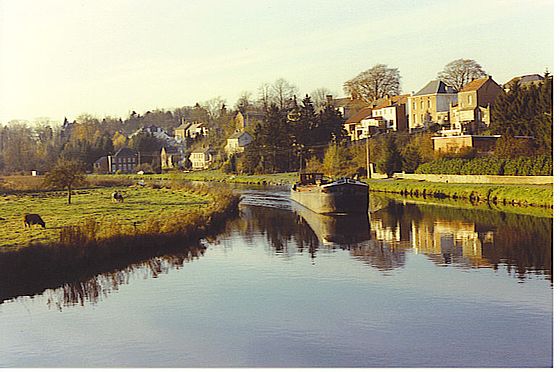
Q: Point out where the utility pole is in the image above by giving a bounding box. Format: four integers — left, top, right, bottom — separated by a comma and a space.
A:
366, 135, 371, 178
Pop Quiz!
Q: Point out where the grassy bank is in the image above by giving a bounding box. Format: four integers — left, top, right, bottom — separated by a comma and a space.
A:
366, 179, 553, 209
0, 182, 239, 251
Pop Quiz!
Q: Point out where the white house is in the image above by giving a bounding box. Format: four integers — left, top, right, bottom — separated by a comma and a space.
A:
224, 131, 253, 156
189, 148, 215, 170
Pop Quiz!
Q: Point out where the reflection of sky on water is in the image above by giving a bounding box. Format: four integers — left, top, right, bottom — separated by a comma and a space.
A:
0, 192, 552, 367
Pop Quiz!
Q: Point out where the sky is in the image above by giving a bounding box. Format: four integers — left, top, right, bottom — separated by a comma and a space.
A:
0, 0, 554, 123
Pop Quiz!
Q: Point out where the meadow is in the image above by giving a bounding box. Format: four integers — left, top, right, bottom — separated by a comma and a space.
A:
0, 184, 215, 251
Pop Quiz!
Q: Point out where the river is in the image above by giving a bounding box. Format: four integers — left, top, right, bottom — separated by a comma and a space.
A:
0, 187, 552, 367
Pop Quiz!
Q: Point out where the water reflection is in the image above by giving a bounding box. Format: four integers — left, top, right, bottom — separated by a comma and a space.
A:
0, 191, 552, 309
368, 200, 552, 281
235, 195, 551, 282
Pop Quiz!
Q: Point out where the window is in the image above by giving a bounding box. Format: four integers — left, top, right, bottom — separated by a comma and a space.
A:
420, 101, 424, 110
468, 95, 473, 105
427, 100, 431, 108
412, 102, 416, 110
413, 114, 417, 124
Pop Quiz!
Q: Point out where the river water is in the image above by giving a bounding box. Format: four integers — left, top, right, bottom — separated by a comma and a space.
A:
0, 187, 552, 367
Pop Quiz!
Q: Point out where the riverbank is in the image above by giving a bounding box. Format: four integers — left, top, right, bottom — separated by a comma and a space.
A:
365, 179, 553, 209
0, 181, 240, 251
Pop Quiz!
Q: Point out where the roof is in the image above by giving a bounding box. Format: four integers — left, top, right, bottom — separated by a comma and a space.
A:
190, 147, 215, 154
461, 76, 490, 92
228, 131, 251, 139
414, 80, 456, 96
345, 107, 372, 124
113, 147, 138, 157
504, 74, 544, 87
175, 122, 190, 131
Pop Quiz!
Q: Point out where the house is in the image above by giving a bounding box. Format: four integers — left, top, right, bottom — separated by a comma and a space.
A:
446, 76, 504, 136
93, 156, 110, 174
94, 147, 139, 174
174, 120, 208, 141
369, 94, 409, 132
343, 107, 374, 141
131, 125, 175, 144
328, 95, 369, 120
224, 131, 253, 156
161, 146, 184, 171
432, 134, 534, 154
408, 80, 458, 130
503, 74, 544, 92
189, 147, 216, 170
111, 147, 139, 173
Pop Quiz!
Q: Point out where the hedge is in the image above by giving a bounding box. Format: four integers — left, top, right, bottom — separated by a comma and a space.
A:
416, 155, 552, 176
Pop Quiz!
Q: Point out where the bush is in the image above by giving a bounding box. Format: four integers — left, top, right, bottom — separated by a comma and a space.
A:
416, 155, 552, 176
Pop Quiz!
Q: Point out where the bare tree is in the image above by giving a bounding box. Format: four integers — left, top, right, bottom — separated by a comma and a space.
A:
344, 64, 401, 103
271, 78, 298, 109
310, 87, 335, 111
201, 97, 227, 121
437, 58, 487, 92
257, 82, 271, 110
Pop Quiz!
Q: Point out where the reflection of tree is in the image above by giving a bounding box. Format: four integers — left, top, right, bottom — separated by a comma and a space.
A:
44, 248, 205, 309
0, 235, 208, 306
225, 206, 319, 258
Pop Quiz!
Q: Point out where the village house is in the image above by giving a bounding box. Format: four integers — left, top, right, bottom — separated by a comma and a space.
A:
174, 120, 208, 141
189, 147, 216, 170
161, 146, 184, 171
368, 95, 409, 132
503, 74, 544, 92
446, 76, 504, 136
93, 147, 139, 174
224, 130, 253, 156
328, 95, 368, 120
432, 134, 534, 154
343, 107, 374, 141
408, 80, 457, 130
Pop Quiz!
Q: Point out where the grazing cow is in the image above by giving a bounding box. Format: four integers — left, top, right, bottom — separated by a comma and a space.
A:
112, 191, 124, 203
24, 213, 46, 228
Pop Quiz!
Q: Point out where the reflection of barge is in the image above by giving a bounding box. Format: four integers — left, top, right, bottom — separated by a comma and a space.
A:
291, 173, 369, 215
294, 203, 371, 245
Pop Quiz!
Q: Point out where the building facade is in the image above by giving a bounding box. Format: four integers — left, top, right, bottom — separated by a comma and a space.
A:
408, 80, 457, 130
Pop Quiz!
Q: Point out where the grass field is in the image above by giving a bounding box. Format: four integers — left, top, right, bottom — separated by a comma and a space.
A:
0, 185, 212, 250
366, 179, 553, 208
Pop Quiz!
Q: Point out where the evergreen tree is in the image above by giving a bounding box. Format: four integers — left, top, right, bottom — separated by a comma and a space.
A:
378, 133, 402, 176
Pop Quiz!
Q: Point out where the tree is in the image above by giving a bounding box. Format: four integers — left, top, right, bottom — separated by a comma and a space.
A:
310, 87, 335, 112
323, 141, 355, 178
343, 64, 401, 103
437, 58, 486, 92
43, 159, 86, 204
378, 134, 402, 177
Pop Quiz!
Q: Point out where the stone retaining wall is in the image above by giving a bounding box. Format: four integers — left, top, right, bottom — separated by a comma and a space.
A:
392, 172, 553, 185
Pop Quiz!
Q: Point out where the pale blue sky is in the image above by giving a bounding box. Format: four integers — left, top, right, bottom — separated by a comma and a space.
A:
0, 0, 554, 123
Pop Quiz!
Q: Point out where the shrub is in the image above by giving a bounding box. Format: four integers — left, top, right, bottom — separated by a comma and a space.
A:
416, 156, 552, 176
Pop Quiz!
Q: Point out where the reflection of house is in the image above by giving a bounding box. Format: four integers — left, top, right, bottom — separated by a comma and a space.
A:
189, 147, 215, 170
408, 80, 457, 130
224, 131, 253, 156
410, 219, 493, 267
446, 76, 503, 136
503, 74, 544, 92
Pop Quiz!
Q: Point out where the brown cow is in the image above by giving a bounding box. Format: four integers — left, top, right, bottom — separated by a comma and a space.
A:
24, 213, 46, 228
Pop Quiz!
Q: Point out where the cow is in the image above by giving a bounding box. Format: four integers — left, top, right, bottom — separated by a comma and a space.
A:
112, 191, 124, 203
24, 213, 46, 228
